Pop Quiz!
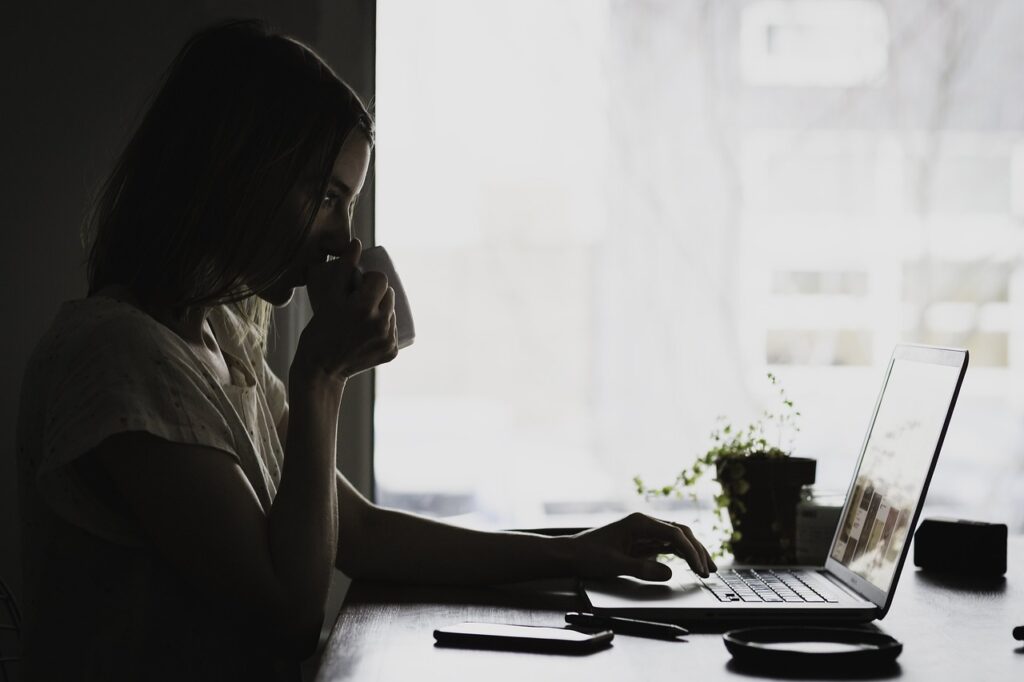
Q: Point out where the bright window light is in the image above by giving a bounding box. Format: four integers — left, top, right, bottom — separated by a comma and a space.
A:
740, 0, 889, 87
375, 0, 1024, 535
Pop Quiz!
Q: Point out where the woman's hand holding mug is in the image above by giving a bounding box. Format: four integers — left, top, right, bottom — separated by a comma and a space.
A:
295, 239, 399, 384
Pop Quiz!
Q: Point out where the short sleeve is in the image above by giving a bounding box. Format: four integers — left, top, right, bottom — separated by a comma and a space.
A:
35, 314, 239, 544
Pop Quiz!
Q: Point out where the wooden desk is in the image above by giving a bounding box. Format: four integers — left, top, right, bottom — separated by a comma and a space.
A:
316, 538, 1024, 681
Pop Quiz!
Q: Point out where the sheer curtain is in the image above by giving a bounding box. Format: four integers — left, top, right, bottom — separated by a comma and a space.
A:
374, 0, 1024, 534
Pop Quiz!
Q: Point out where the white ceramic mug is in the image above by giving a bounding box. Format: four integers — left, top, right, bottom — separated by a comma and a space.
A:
357, 245, 415, 349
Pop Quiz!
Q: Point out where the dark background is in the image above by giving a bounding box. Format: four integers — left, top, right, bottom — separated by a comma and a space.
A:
0, 0, 375, 626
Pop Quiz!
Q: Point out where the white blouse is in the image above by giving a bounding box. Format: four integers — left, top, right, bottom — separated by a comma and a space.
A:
16, 296, 298, 681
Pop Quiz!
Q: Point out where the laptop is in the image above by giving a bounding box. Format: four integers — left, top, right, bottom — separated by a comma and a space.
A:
582, 344, 969, 623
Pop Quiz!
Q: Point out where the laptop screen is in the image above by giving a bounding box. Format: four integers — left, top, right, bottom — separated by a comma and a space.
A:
828, 354, 962, 594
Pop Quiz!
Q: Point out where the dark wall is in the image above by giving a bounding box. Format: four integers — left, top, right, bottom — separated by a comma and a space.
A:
0, 0, 373, 615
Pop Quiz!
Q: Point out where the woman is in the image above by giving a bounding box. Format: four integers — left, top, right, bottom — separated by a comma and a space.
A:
15, 20, 714, 680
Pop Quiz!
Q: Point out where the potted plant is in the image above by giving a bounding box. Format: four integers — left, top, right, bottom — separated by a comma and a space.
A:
634, 373, 815, 564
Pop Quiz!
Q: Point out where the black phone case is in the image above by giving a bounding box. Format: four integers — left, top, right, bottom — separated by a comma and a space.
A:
433, 625, 613, 654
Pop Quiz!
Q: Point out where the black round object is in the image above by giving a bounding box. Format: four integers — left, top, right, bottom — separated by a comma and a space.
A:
723, 626, 902, 672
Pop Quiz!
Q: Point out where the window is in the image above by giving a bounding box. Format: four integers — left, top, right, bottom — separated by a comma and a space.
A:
375, 0, 1024, 536
740, 0, 889, 87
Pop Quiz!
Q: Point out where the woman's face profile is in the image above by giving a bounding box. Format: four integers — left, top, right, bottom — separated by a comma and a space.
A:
259, 131, 372, 307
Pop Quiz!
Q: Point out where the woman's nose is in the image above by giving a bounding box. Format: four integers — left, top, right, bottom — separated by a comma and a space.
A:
319, 224, 355, 259
322, 238, 362, 265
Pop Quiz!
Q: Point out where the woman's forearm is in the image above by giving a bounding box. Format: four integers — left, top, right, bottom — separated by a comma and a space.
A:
267, 371, 343, 640
343, 505, 576, 585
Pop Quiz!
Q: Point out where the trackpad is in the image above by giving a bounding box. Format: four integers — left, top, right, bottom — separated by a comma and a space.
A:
583, 572, 713, 609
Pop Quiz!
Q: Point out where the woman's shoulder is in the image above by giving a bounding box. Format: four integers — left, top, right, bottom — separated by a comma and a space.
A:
23, 296, 196, 393
40, 295, 180, 357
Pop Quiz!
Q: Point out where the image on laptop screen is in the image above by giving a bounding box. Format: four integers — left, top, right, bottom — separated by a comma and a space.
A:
829, 356, 962, 593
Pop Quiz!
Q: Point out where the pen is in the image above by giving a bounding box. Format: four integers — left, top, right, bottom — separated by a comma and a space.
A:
565, 612, 688, 639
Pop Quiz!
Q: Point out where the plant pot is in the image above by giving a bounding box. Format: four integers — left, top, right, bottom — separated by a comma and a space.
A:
715, 455, 816, 564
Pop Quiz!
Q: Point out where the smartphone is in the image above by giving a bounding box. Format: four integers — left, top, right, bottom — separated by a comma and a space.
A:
433, 622, 613, 654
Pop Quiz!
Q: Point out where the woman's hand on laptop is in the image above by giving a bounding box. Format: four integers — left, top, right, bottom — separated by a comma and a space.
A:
568, 513, 716, 580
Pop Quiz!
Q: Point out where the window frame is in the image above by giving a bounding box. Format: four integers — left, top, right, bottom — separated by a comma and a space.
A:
266, 1, 378, 502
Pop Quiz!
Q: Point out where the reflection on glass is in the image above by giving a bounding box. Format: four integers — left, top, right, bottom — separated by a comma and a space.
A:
831, 359, 960, 591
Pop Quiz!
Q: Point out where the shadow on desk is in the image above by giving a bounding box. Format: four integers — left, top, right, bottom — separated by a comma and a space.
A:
725, 660, 902, 680
910, 569, 1006, 595
350, 577, 582, 612
349, 577, 892, 635
675, 621, 889, 635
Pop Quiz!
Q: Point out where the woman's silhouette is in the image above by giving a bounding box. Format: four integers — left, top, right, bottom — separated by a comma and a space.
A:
16, 20, 713, 680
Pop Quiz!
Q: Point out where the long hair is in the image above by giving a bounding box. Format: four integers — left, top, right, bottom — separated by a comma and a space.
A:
84, 19, 374, 347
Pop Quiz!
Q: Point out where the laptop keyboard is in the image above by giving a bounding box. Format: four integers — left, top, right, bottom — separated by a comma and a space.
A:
699, 569, 840, 603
